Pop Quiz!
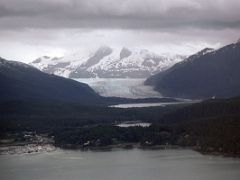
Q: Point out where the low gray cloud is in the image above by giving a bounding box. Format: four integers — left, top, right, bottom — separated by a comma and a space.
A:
0, 0, 240, 30
0, 0, 239, 62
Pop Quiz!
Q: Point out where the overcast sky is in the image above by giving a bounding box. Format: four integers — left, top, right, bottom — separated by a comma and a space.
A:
0, 0, 240, 63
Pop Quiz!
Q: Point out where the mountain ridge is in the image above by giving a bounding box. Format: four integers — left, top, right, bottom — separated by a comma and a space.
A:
0, 57, 103, 104
30, 47, 186, 78
145, 40, 240, 99
1, 57, 178, 105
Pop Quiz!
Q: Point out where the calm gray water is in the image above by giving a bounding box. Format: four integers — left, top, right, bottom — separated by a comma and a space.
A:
110, 102, 187, 108
116, 122, 151, 127
1, 149, 240, 180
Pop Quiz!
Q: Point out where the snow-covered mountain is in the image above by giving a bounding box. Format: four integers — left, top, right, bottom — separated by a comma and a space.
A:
30, 47, 186, 78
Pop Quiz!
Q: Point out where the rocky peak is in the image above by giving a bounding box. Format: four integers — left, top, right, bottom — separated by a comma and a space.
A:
120, 47, 132, 59
199, 48, 215, 56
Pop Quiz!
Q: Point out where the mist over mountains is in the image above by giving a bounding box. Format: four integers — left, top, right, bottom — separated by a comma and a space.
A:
30, 47, 185, 78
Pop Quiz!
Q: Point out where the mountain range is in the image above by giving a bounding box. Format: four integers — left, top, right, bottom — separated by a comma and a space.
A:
145, 40, 240, 99
1, 42, 240, 156
30, 47, 185, 78
0, 57, 176, 105
2, 40, 240, 103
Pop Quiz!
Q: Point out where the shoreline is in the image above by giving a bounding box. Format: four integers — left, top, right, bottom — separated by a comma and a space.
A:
57, 143, 240, 158
1, 141, 240, 158
0, 143, 56, 155
58, 143, 182, 150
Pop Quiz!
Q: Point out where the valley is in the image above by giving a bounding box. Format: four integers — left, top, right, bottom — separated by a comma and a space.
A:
1, 40, 240, 157
1, 1, 240, 180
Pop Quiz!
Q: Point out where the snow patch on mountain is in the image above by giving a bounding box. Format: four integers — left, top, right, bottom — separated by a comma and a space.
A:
30, 47, 186, 78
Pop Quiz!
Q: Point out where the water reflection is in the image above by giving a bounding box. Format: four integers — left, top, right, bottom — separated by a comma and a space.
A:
1, 149, 240, 180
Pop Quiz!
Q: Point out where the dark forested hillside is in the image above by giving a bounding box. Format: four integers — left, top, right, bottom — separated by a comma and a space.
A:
0, 58, 103, 105
156, 96, 240, 155
53, 96, 240, 155
1, 96, 240, 155
0, 100, 178, 134
145, 41, 240, 99
159, 96, 240, 124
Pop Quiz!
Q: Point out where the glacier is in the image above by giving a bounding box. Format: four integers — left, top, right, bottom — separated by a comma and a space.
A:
74, 78, 162, 99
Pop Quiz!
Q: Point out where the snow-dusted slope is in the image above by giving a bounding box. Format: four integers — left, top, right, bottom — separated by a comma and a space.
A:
30, 47, 186, 78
